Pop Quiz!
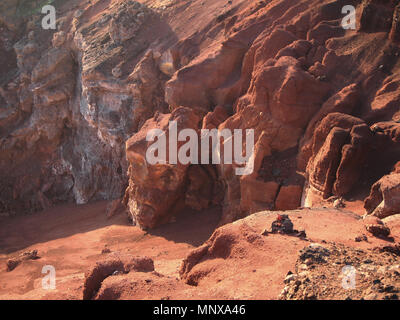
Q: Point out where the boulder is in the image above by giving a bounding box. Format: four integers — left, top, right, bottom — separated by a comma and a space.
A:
6, 250, 39, 272
240, 177, 279, 213
275, 185, 303, 211
298, 83, 360, 171
363, 216, 391, 238
83, 253, 154, 300
124, 107, 202, 229
364, 173, 400, 219
304, 113, 372, 201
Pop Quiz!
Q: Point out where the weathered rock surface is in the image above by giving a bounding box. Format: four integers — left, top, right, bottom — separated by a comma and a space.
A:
280, 242, 400, 300
0, 0, 174, 214
363, 215, 392, 238
83, 253, 154, 300
1, 0, 400, 231
2, 202, 400, 300
364, 173, 400, 219
6, 249, 39, 272
303, 113, 373, 205
124, 107, 203, 229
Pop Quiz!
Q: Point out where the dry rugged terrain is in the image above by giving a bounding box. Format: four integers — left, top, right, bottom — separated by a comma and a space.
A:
1, 202, 400, 300
1, 0, 400, 300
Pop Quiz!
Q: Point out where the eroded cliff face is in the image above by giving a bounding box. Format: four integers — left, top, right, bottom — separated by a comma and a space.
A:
0, 0, 172, 214
1, 0, 400, 229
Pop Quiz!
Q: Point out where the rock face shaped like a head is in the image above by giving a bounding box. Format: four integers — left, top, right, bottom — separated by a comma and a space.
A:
125, 107, 201, 229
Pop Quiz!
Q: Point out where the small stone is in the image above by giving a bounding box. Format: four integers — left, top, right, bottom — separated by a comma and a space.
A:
284, 274, 297, 284
305, 258, 313, 266
112, 66, 122, 78
6, 259, 20, 272
101, 248, 111, 254
355, 235, 368, 242
333, 198, 345, 209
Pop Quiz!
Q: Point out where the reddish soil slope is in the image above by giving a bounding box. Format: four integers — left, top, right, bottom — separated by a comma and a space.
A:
0, 202, 399, 300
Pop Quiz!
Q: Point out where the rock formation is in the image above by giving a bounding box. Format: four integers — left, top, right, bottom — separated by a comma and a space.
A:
0, 0, 400, 229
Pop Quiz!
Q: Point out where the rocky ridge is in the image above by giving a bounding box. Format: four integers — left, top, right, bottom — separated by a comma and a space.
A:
1, 0, 400, 231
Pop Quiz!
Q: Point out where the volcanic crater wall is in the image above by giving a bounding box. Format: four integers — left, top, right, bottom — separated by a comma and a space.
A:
1, 0, 400, 230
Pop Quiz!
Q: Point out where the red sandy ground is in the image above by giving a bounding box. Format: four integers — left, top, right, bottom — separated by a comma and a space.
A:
0, 201, 398, 300
0, 0, 399, 299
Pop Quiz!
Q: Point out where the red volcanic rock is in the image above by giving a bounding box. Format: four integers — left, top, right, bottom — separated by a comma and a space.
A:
185, 166, 219, 211
83, 253, 154, 300
308, 113, 364, 163
358, 0, 395, 33
254, 28, 297, 67
307, 21, 345, 46
179, 223, 265, 285
333, 123, 373, 196
106, 199, 125, 219
364, 173, 400, 219
165, 37, 249, 110
240, 56, 330, 129
127, 50, 169, 131
125, 107, 202, 229
108, 2, 150, 44
275, 40, 312, 62
2, 0, 400, 233
369, 78, 400, 121
5, 0, 400, 302
275, 185, 303, 211
304, 113, 372, 202
202, 106, 229, 130
6, 250, 39, 272
240, 178, 279, 213
389, 4, 400, 43
298, 84, 360, 171
363, 216, 391, 238
217, 54, 329, 221
371, 121, 400, 143
308, 126, 349, 199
